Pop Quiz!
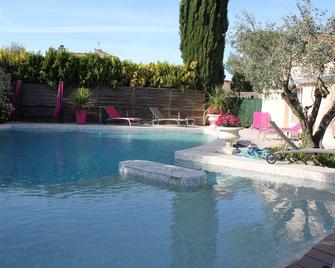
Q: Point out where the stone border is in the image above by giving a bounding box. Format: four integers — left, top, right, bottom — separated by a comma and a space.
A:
175, 139, 335, 185
2, 122, 207, 134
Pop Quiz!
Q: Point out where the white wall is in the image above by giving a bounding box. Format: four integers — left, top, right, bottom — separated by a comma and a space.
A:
262, 92, 293, 128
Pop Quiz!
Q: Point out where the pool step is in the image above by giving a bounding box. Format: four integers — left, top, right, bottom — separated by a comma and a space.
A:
119, 160, 206, 189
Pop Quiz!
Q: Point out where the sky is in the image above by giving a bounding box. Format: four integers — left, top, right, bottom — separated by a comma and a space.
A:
0, 0, 334, 78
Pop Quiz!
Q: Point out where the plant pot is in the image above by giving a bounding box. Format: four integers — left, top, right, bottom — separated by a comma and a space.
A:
208, 114, 220, 128
217, 127, 242, 154
76, 110, 87, 125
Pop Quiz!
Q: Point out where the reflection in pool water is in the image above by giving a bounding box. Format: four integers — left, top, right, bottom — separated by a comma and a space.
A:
0, 129, 335, 267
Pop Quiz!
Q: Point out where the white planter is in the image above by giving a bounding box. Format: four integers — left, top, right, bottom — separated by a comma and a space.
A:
217, 127, 242, 154
207, 114, 220, 128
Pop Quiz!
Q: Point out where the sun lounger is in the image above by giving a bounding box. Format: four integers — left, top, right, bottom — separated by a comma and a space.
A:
266, 120, 335, 164
104, 106, 143, 126
149, 107, 195, 127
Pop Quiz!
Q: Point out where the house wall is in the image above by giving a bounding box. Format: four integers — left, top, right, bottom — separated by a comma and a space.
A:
262, 93, 289, 127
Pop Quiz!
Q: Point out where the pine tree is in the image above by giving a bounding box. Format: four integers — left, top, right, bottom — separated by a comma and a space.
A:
179, 0, 229, 90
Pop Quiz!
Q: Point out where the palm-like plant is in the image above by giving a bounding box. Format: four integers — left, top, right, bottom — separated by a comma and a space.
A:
205, 86, 231, 114
70, 87, 95, 110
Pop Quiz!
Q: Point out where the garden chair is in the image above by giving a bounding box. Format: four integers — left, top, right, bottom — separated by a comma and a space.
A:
266, 120, 335, 164
252, 112, 272, 139
149, 107, 195, 127
104, 106, 143, 126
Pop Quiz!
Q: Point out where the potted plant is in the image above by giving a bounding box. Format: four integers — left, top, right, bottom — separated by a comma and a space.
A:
216, 114, 242, 154
70, 87, 95, 125
206, 108, 221, 128
204, 86, 231, 128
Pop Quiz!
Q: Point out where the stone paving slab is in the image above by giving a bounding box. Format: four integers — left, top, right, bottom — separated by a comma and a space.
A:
119, 160, 207, 189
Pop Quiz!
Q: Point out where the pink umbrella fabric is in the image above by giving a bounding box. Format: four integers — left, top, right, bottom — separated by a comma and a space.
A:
53, 81, 64, 122
10, 80, 23, 121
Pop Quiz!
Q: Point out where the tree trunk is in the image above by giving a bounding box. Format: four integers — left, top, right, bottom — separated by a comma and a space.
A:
281, 84, 316, 147
312, 101, 335, 147
281, 84, 335, 148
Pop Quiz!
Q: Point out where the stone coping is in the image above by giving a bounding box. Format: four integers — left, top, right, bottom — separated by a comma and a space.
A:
1, 122, 207, 134
119, 160, 207, 189
175, 139, 335, 186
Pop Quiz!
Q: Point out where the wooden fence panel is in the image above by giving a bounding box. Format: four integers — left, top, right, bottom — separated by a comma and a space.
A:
18, 83, 205, 125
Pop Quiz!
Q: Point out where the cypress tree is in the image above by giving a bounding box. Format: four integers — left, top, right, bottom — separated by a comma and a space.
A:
179, 0, 229, 90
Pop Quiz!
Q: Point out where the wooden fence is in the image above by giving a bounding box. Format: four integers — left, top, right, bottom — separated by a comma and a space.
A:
18, 83, 206, 125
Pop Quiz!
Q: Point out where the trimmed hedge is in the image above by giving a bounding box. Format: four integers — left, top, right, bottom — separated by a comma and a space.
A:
0, 48, 200, 91
0, 68, 13, 122
236, 98, 262, 127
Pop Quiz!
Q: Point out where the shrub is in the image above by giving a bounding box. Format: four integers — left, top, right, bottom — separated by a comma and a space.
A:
204, 86, 231, 114
0, 68, 13, 122
0, 47, 200, 91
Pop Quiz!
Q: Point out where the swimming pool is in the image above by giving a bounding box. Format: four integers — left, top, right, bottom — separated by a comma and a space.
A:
1, 128, 335, 267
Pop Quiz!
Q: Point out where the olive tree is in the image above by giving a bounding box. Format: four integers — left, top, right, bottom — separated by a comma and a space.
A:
228, 0, 335, 148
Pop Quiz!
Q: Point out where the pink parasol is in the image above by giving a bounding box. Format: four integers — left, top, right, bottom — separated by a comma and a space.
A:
10, 80, 23, 121
53, 81, 64, 122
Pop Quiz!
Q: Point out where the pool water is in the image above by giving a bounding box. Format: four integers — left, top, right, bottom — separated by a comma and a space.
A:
1, 129, 335, 268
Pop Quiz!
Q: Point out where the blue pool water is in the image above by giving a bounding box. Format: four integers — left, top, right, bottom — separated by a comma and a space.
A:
1, 129, 335, 268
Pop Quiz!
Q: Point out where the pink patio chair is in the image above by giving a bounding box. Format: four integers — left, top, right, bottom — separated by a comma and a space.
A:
252, 112, 272, 138
104, 106, 143, 126
281, 122, 302, 139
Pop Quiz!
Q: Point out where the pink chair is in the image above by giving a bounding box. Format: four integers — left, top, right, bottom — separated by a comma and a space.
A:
104, 106, 143, 126
281, 123, 302, 139
252, 112, 270, 130
253, 112, 272, 138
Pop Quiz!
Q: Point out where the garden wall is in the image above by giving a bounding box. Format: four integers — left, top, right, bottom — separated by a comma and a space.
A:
18, 83, 205, 125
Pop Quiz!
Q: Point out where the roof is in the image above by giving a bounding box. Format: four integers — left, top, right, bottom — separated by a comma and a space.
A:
57, 45, 110, 58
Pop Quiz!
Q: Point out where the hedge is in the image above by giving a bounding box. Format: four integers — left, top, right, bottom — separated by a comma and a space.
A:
236, 98, 262, 127
0, 47, 200, 91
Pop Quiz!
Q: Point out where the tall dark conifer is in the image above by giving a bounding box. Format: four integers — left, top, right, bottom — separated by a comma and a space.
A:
179, 0, 229, 90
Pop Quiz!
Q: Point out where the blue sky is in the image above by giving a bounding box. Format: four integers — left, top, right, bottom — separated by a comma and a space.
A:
0, 0, 334, 77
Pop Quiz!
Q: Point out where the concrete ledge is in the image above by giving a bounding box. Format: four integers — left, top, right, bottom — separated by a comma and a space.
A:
175, 139, 335, 186
119, 160, 207, 189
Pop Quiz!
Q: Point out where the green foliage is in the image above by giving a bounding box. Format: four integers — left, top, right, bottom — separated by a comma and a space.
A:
179, 0, 229, 90
0, 48, 200, 91
268, 145, 335, 168
69, 87, 96, 110
228, 0, 335, 148
236, 98, 262, 127
314, 154, 335, 168
0, 68, 13, 122
204, 86, 231, 114
231, 72, 253, 95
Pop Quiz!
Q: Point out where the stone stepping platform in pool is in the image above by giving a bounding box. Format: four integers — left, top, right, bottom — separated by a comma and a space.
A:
119, 160, 206, 188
